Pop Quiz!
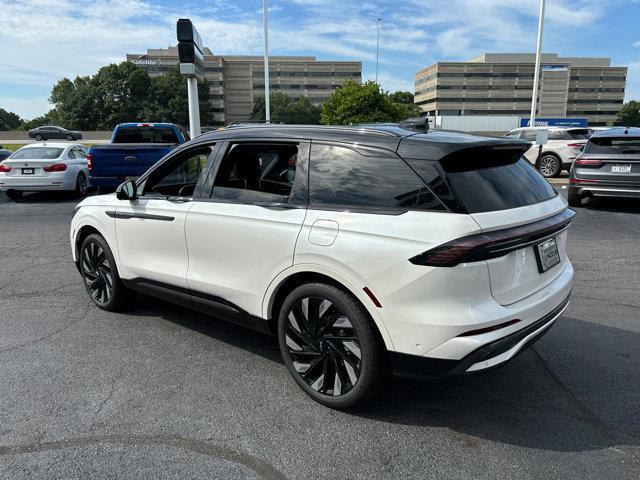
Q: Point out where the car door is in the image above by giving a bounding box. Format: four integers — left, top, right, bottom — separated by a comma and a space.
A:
114, 143, 219, 288
185, 139, 309, 317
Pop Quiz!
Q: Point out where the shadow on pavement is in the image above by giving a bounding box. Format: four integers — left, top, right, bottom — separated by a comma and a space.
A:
129, 294, 639, 453
574, 196, 640, 214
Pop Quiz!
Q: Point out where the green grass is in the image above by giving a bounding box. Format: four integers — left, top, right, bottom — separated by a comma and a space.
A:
1, 143, 100, 152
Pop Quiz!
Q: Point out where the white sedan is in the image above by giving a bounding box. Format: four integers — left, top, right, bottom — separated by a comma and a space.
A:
0, 143, 90, 200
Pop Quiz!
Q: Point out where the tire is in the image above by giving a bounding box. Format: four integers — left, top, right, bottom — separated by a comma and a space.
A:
277, 283, 387, 408
537, 154, 562, 178
34, 134, 43, 141
66, 134, 73, 141
6, 190, 23, 201
567, 187, 583, 207
79, 233, 135, 311
75, 172, 88, 197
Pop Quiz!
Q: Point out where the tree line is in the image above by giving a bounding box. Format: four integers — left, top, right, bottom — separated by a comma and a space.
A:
3, 61, 639, 130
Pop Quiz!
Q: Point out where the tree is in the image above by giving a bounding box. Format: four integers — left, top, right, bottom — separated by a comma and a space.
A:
250, 93, 321, 124
45, 62, 214, 131
388, 91, 414, 105
617, 100, 640, 127
0, 108, 23, 130
18, 114, 53, 131
320, 80, 419, 125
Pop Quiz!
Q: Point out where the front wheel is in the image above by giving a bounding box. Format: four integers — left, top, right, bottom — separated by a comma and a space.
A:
278, 283, 387, 408
6, 190, 23, 201
79, 234, 135, 311
34, 134, 43, 141
537, 154, 562, 178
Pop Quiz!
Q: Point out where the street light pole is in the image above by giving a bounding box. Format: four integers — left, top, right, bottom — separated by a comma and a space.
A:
529, 0, 545, 127
375, 18, 381, 84
263, 0, 270, 124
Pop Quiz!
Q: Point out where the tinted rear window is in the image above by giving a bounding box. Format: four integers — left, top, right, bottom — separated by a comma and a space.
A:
113, 126, 179, 144
584, 137, 640, 154
408, 152, 556, 214
309, 143, 445, 211
566, 129, 591, 140
11, 147, 64, 159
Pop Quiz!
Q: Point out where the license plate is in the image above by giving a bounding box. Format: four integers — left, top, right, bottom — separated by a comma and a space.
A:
535, 237, 560, 273
611, 164, 632, 174
21, 168, 34, 175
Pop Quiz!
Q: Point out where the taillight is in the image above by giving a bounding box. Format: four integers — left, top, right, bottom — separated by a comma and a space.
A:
574, 158, 602, 167
87, 154, 92, 171
567, 142, 584, 148
43, 163, 67, 172
569, 178, 598, 184
0, 164, 11, 173
410, 209, 575, 267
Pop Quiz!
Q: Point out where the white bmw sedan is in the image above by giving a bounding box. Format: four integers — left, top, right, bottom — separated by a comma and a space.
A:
0, 143, 89, 200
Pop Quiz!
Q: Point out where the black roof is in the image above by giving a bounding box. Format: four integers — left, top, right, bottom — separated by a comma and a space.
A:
192, 124, 530, 159
591, 127, 640, 138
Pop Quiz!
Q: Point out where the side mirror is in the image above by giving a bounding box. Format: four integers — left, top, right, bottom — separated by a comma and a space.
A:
116, 180, 137, 200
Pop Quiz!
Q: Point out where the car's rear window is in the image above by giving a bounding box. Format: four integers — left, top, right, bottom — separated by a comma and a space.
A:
584, 137, 640, 154
566, 129, 591, 140
113, 126, 179, 144
407, 150, 556, 214
10, 147, 64, 159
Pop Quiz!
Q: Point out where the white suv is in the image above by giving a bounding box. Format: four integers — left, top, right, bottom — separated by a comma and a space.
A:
505, 127, 591, 177
70, 125, 574, 408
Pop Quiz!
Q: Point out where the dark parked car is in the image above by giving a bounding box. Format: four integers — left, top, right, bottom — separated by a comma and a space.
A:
0, 146, 12, 161
28, 126, 83, 141
569, 127, 640, 207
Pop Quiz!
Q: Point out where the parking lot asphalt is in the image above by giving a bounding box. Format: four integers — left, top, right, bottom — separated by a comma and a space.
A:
0, 191, 638, 480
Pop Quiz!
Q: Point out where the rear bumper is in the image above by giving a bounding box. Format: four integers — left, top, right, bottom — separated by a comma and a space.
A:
390, 293, 570, 380
0, 175, 76, 191
573, 185, 640, 198
88, 176, 123, 188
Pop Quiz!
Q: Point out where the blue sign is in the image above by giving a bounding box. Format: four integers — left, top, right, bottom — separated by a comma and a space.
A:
520, 118, 588, 128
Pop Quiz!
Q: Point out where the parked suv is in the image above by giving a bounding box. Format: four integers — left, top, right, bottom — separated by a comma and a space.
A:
505, 127, 591, 177
70, 125, 574, 408
569, 127, 640, 206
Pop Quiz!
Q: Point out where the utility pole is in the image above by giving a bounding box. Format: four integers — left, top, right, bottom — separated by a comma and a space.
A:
529, 0, 545, 127
263, 0, 270, 124
375, 18, 381, 83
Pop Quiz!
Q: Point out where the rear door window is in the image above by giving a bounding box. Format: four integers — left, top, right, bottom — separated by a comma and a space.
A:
309, 143, 445, 211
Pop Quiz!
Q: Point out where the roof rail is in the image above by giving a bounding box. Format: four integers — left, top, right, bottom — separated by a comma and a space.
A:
358, 116, 429, 133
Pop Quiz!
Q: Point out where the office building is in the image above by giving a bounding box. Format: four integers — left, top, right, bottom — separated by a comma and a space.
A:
414, 53, 627, 126
127, 47, 362, 125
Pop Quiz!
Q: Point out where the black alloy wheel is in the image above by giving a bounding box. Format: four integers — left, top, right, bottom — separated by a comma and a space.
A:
79, 234, 135, 311
538, 154, 561, 178
81, 240, 114, 305
75, 172, 88, 197
278, 283, 386, 408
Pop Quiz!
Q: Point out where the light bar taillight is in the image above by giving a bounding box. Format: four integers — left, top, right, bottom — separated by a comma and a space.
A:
43, 163, 67, 172
0, 164, 11, 173
567, 142, 585, 148
574, 158, 602, 167
569, 178, 598, 184
410, 209, 575, 267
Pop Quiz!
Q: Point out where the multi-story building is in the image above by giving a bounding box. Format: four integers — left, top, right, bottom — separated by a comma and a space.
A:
127, 47, 361, 125
414, 53, 627, 126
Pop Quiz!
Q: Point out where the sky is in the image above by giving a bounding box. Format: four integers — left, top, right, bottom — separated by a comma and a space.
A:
1, 0, 640, 120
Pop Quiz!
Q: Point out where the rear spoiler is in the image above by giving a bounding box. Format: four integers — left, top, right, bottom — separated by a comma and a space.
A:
398, 117, 430, 133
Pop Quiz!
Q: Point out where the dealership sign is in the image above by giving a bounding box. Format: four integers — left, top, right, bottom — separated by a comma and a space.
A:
520, 118, 588, 128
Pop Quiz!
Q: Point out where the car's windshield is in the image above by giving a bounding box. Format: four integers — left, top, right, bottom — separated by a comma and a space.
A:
585, 137, 640, 154
10, 147, 64, 159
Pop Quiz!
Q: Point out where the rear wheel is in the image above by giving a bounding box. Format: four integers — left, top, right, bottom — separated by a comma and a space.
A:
34, 134, 43, 141
278, 283, 387, 408
6, 190, 23, 201
79, 234, 135, 311
567, 187, 583, 207
75, 172, 88, 197
537, 154, 562, 178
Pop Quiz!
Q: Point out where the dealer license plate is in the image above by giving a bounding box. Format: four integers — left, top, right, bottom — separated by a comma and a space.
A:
611, 164, 632, 174
535, 237, 560, 273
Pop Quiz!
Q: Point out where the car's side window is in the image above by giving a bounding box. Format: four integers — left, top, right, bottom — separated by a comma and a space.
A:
75, 147, 87, 158
139, 145, 214, 198
505, 131, 521, 139
522, 131, 537, 141
68, 149, 76, 159
210, 142, 305, 204
309, 143, 446, 212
